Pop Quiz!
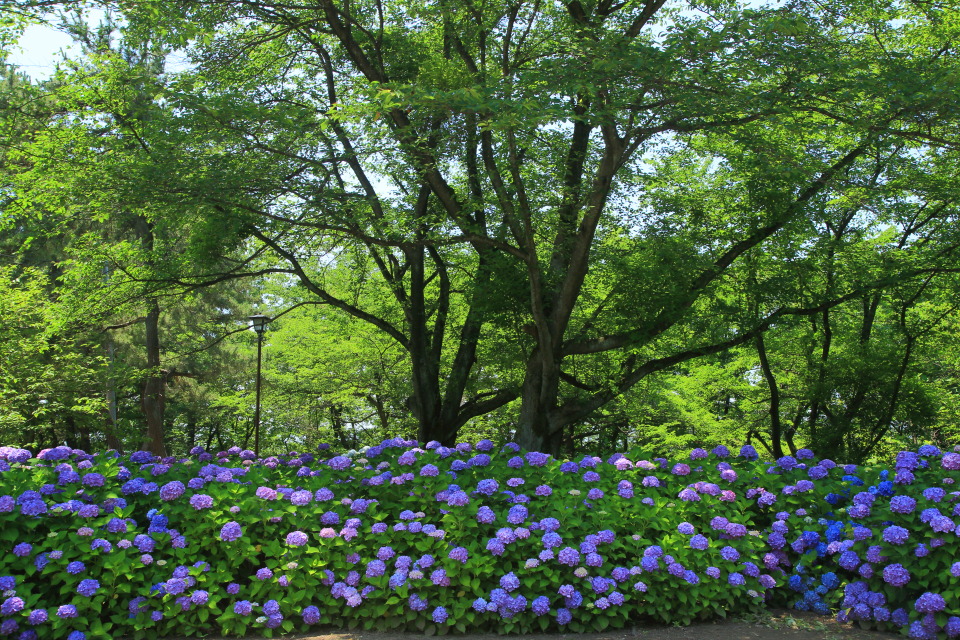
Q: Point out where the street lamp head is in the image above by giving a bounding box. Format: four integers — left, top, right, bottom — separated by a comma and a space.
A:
249, 314, 270, 335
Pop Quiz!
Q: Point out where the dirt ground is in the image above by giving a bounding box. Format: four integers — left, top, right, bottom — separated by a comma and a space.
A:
187, 610, 902, 640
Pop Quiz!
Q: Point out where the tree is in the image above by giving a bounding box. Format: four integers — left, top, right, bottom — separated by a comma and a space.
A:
127, 0, 956, 453
1, 16, 275, 454
0, 266, 108, 447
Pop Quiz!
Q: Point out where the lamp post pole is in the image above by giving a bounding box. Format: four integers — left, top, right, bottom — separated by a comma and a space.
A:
249, 315, 269, 457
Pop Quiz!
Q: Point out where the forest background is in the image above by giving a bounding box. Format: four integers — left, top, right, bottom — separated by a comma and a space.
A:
2, 0, 960, 463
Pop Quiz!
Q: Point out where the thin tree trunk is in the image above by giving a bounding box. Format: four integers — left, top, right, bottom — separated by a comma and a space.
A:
756, 333, 785, 458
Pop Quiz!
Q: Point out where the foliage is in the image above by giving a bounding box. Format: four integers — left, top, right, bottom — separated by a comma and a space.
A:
0, 440, 958, 639
0, 266, 106, 445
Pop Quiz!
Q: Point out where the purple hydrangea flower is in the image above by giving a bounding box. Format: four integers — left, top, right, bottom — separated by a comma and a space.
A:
302, 605, 320, 624
890, 495, 917, 514
557, 547, 580, 566
220, 521, 242, 542
720, 546, 740, 562
690, 534, 709, 550
189, 494, 213, 509
882, 525, 910, 545
56, 605, 78, 619
942, 453, 960, 470
255, 486, 277, 500
944, 617, 960, 637
838, 551, 860, 571
26, 609, 47, 625
286, 531, 308, 547
486, 539, 505, 555
159, 481, 185, 501
808, 465, 828, 480
507, 505, 528, 524
289, 490, 312, 506
777, 456, 798, 470
366, 560, 386, 577
328, 455, 353, 470
477, 505, 497, 524
500, 572, 520, 592
0, 597, 24, 616
263, 599, 281, 615
883, 563, 911, 587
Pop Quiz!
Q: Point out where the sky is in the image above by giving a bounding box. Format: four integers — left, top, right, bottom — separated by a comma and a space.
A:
6, 21, 80, 80
6, 5, 118, 82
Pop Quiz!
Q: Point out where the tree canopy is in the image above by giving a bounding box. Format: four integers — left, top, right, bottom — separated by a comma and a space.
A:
2, 0, 959, 458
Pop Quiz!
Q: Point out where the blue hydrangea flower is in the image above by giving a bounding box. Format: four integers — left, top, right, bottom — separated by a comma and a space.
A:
915, 592, 946, 613
720, 546, 740, 562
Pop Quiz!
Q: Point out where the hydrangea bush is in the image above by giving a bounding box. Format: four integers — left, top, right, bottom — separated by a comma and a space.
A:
0, 440, 956, 640
758, 446, 960, 639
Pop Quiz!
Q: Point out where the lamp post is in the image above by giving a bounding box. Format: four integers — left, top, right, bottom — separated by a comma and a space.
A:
249, 314, 269, 457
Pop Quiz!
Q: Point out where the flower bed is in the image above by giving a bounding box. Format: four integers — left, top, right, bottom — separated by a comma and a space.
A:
0, 440, 957, 640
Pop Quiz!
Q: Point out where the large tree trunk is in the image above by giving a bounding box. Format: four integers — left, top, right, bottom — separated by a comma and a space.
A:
516, 354, 564, 454
141, 300, 168, 456
406, 244, 515, 446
